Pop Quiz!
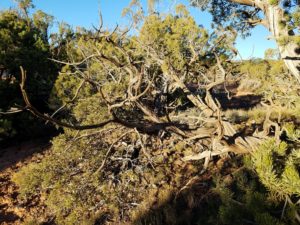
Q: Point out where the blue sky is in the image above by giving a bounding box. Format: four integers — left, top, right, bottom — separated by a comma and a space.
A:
0, 0, 277, 58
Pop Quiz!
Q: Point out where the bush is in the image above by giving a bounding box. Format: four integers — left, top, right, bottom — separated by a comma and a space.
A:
13, 130, 203, 224
250, 139, 300, 198
0, 8, 59, 142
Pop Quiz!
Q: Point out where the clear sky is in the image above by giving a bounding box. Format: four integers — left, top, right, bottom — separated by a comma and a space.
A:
0, 0, 277, 59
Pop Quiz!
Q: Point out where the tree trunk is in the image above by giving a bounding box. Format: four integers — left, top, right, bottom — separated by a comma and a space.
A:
265, 5, 300, 82
230, 0, 300, 82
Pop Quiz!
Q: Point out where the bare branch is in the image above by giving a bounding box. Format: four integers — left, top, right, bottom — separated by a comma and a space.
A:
50, 54, 99, 66
19, 67, 117, 130
94, 129, 135, 175
134, 128, 155, 170
0, 108, 25, 115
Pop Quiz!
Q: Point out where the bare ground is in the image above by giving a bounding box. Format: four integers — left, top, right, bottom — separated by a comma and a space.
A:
0, 139, 51, 224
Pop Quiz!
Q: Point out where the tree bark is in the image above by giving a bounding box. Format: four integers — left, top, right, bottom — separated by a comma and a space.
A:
263, 5, 300, 82
230, 0, 300, 82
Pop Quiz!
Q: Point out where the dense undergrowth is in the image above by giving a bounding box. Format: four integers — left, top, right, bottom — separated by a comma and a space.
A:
13, 134, 300, 225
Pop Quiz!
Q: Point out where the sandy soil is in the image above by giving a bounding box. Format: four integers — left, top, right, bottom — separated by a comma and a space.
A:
0, 139, 51, 224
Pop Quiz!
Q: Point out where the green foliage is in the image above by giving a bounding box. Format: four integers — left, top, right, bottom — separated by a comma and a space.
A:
139, 6, 209, 72
33, 10, 54, 39
13, 133, 108, 224
133, 158, 298, 225
238, 59, 299, 109
283, 123, 300, 142
269, 0, 279, 5
239, 59, 279, 86
48, 33, 131, 126
12, 162, 44, 198
0, 8, 59, 141
13, 131, 202, 224
10, 3, 300, 225
0, 118, 15, 142
194, 160, 300, 225
225, 109, 249, 123
225, 59, 300, 126
16, 0, 34, 11
292, 8, 300, 28
251, 139, 300, 198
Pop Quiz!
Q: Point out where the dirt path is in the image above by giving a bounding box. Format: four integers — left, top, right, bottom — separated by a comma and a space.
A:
0, 139, 51, 224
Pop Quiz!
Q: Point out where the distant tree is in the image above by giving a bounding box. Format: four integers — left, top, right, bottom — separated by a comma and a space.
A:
49, 22, 75, 60
264, 48, 280, 60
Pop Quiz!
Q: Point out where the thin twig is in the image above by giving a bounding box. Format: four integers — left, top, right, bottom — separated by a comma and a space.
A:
134, 128, 155, 170
0, 108, 25, 115
94, 130, 135, 175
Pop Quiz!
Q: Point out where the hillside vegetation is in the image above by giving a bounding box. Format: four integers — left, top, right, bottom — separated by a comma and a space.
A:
0, 1, 299, 225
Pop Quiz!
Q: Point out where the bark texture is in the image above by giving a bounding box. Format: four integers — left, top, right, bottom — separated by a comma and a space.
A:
265, 5, 300, 82
230, 0, 300, 82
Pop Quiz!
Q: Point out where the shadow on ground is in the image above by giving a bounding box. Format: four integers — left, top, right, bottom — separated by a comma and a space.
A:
128, 159, 286, 225
0, 138, 51, 172
0, 138, 52, 224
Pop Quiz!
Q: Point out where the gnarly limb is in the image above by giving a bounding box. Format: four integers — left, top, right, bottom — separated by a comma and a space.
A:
20, 66, 187, 135
168, 68, 213, 116
204, 52, 227, 113
19, 67, 117, 130
246, 18, 268, 27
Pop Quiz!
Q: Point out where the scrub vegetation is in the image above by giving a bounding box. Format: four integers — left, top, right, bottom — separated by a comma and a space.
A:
0, 0, 300, 224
